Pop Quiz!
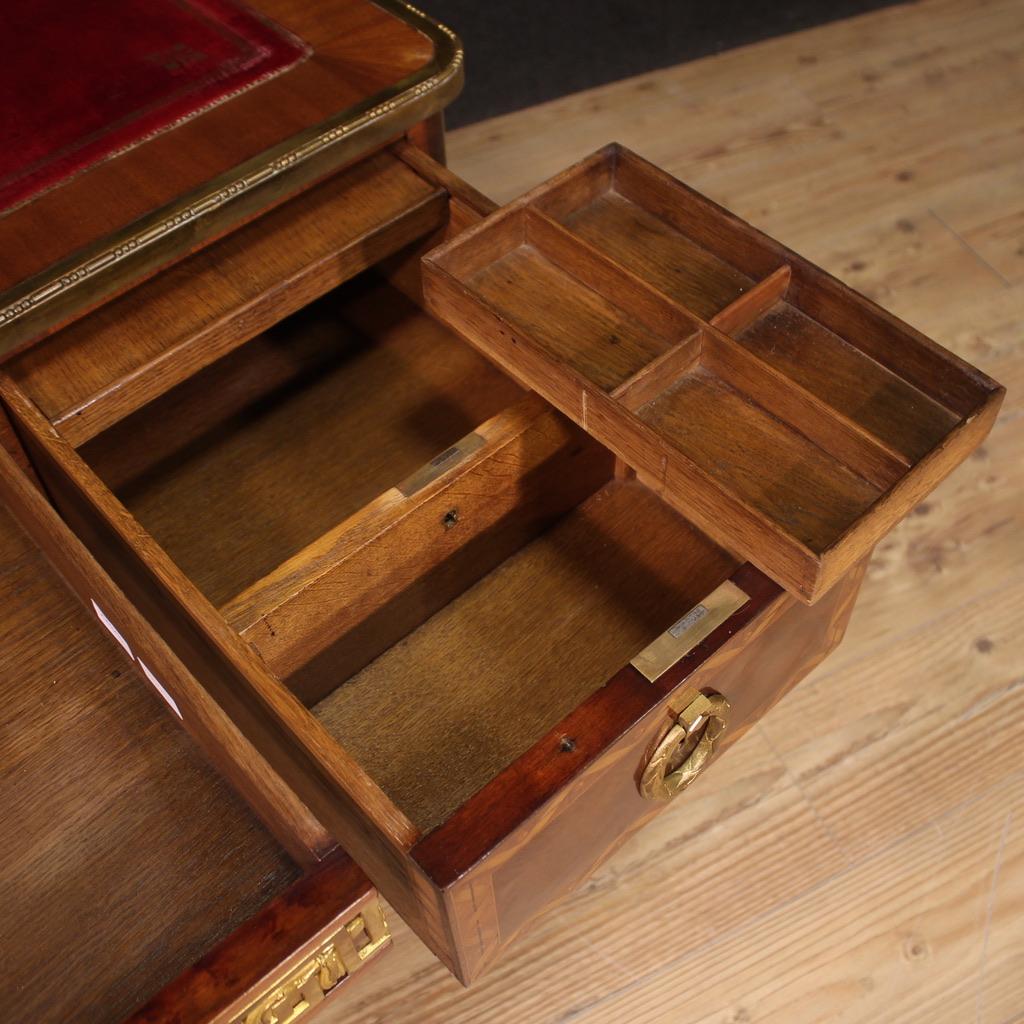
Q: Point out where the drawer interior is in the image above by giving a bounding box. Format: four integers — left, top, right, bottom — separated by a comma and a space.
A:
312, 478, 736, 832
17, 155, 738, 841
422, 143, 1003, 601
80, 272, 523, 606
73, 257, 738, 834
533, 150, 961, 464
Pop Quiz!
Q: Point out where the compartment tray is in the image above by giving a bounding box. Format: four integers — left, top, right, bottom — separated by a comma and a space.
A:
422, 143, 1003, 602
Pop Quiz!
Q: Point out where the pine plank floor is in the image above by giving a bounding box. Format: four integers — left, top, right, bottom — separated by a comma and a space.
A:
346, 0, 1024, 1019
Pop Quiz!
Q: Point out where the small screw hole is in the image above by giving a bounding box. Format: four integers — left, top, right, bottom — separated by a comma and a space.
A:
559, 736, 577, 753
442, 508, 459, 530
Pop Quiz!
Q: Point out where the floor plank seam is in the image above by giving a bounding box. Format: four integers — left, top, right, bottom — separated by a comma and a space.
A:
928, 207, 1013, 288
551, 776, 1024, 1024
975, 809, 1014, 1024
755, 723, 855, 866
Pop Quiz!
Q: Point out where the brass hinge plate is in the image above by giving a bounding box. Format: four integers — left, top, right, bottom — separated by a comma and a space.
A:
631, 580, 749, 682
396, 430, 486, 496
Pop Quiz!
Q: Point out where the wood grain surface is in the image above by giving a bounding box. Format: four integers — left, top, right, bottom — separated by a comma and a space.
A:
124, 852, 383, 1024
315, 479, 737, 832
0, 485, 300, 1023
337, 0, 1024, 1019
79, 273, 521, 607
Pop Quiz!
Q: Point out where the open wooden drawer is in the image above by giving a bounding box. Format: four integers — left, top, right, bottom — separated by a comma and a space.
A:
0, 143, 999, 986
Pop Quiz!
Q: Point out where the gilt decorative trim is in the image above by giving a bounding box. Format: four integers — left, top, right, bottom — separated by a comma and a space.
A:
0, 0, 463, 354
232, 905, 390, 1024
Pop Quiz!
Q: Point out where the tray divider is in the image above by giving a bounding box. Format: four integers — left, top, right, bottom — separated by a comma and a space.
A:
701, 327, 910, 489
612, 332, 703, 411
709, 265, 792, 335
523, 207, 701, 339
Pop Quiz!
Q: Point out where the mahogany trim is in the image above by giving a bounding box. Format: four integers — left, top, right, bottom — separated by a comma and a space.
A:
124, 853, 385, 1024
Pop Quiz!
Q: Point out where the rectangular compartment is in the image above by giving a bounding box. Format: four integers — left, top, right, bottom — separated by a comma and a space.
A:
532, 149, 754, 319
422, 143, 1004, 602
80, 272, 524, 607
312, 479, 737, 833
431, 203, 701, 395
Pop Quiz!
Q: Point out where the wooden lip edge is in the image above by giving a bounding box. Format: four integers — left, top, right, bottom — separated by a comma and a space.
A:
49, 183, 451, 447
815, 382, 1005, 592
411, 564, 782, 888
393, 138, 498, 217
122, 853, 384, 1024
0, 422, 336, 866
0, 0, 464, 358
219, 396, 550, 636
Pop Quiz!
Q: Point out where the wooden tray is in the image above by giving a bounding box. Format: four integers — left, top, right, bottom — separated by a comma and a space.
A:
422, 144, 1004, 602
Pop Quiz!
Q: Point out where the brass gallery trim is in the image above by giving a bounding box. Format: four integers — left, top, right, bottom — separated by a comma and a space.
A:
631, 580, 750, 682
0, 0, 463, 355
233, 904, 390, 1024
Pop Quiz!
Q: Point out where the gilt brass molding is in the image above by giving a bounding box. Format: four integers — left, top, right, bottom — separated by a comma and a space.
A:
0, 0, 463, 356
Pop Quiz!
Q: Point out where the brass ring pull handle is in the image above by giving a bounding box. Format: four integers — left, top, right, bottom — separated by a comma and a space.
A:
640, 691, 730, 801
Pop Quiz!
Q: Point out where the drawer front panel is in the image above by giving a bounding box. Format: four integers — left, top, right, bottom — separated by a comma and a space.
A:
416, 563, 865, 982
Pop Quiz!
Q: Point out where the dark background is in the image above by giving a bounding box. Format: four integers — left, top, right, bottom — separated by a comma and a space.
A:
428, 0, 904, 128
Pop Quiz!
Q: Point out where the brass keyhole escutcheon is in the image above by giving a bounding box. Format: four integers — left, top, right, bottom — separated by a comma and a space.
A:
640, 691, 730, 801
